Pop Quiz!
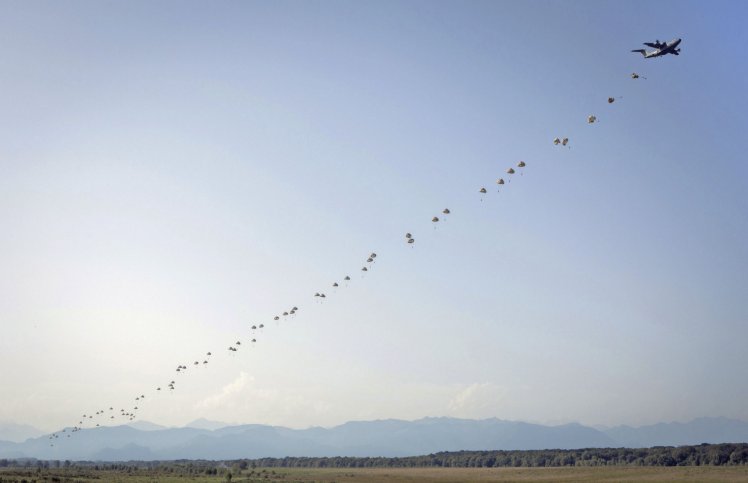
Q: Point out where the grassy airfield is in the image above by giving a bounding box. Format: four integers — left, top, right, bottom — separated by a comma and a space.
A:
3, 466, 748, 482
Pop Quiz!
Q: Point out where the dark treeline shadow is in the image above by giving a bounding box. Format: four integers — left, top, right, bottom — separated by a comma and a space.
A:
1, 443, 747, 474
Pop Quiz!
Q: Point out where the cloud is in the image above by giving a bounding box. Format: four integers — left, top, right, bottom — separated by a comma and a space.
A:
191, 373, 510, 428
196, 371, 253, 409
447, 383, 506, 418
193, 371, 333, 427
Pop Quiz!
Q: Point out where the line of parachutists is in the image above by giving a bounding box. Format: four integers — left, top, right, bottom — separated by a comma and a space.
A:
47, 72, 646, 446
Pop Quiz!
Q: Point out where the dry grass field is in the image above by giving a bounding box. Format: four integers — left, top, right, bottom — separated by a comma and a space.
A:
4, 465, 748, 482
270, 466, 748, 482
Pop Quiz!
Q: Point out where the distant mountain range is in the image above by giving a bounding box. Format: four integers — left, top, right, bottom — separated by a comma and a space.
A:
185, 418, 232, 431
1, 417, 747, 461
0, 423, 44, 443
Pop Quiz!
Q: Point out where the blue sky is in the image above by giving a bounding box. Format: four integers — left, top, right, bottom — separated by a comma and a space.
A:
1, 0, 747, 431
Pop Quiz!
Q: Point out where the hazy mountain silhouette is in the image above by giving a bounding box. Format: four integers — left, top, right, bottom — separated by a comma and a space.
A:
0, 422, 44, 443
602, 417, 748, 447
185, 418, 231, 431
127, 421, 168, 432
2, 417, 746, 461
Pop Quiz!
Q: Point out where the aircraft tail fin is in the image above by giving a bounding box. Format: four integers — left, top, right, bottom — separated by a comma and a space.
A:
631, 49, 647, 57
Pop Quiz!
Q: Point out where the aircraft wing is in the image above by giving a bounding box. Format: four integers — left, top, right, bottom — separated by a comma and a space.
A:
644, 41, 664, 49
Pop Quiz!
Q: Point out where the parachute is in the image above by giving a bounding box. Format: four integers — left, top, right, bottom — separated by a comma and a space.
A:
506, 168, 515, 175
432, 216, 439, 222
442, 208, 450, 214
517, 161, 526, 168
344, 276, 351, 281
587, 115, 597, 124
361, 267, 368, 272
332, 282, 339, 287
496, 178, 504, 185
553, 137, 561, 145
273, 316, 279, 321
479, 187, 487, 193
407, 238, 415, 244
608, 97, 615, 104
562, 137, 569, 146
405, 232, 412, 239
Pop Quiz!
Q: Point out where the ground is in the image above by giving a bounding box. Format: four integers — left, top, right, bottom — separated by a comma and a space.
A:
2, 466, 748, 483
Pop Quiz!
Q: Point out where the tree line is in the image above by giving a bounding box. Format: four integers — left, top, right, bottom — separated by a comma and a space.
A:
244, 444, 748, 468
1, 443, 747, 472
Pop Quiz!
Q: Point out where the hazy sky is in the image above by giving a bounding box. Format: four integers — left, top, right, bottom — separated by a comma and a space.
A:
1, 0, 747, 433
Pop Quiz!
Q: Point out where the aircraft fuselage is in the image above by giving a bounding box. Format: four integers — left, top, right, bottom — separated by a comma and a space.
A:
636, 38, 682, 58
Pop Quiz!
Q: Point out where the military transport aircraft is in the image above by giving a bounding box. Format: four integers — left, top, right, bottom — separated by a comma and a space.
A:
631, 38, 682, 58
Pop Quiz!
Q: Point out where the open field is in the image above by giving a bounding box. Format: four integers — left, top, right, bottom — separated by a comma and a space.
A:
3, 466, 748, 483
273, 466, 748, 482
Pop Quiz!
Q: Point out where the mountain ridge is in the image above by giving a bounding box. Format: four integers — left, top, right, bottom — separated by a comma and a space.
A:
2, 416, 746, 461
0, 422, 45, 443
